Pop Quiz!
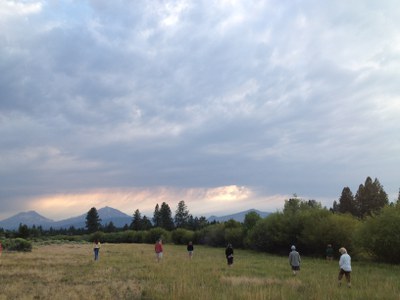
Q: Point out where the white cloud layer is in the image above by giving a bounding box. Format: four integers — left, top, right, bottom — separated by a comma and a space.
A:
1, 0, 399, 220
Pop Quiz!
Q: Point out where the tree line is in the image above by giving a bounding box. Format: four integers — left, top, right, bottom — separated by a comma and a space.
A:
85, 200, 210, 234
332, 176, 389, 218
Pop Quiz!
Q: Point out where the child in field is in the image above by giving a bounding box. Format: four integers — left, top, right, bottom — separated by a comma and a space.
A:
187, 241, 194, 259
155, 239, 163, 262
225, 244, 234, 266
326, 244, 334, 261
289, 245, 301, 275
93, 239, 100, 261
338, 247, 352, 288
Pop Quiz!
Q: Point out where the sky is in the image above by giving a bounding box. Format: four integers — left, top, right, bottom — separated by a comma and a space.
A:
1, 0, 399, 221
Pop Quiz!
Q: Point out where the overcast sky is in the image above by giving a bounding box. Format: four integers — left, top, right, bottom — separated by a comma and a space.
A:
1, 0, 399, 221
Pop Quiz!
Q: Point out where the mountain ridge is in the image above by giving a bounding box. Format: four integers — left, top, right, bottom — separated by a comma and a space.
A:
0, 207, 271, 230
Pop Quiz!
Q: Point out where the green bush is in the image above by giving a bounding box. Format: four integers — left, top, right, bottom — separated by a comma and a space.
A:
224, 227, 244, 248
355, 205, 400, 263
2, 238, 32, 252
171, 228, 194, 245
144, 228, 170, 244
196, 223, 226, 247
247, 208, 359, 257
247, 213, 288, 253
90, 231, 105, 242
298, 210, 358, 257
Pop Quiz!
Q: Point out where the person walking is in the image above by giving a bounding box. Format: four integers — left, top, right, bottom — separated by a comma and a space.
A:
155, 239, 163, 263
187, 241, 194, 259
338, 247, 352, 288
289, 245, 301, 275
93, 239, 100, 261
225, 243, 234, 266
326, 244, 334, 261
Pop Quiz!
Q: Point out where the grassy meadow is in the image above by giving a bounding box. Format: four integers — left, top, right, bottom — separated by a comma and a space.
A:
0, 243, 399, 300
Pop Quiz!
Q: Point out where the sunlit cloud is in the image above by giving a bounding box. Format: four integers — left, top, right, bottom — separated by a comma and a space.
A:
27, 185, 286, 220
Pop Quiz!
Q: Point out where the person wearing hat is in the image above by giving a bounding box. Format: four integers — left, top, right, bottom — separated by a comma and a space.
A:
288, 245, 301, 275
338, 247, 352, 288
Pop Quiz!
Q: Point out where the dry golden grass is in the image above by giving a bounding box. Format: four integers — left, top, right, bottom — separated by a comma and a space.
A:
1, 243, 400, 299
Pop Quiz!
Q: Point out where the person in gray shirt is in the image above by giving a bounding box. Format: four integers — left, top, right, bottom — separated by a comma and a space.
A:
289, 245, 301, 275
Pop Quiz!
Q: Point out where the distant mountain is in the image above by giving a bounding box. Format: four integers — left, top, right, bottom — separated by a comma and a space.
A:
207, 209, 270, 223
0, 207, 271, 230
0, 206, 132, 230
51, 206, 132, 229
0, 211, 54, 230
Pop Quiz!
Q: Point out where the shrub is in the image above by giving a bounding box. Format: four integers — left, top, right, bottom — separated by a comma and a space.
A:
90, 231, 105, 242
224, 227, 244, 248
144, 228, 170, 244
171, 229, 194, 245
196, 223, 226, 247
298, 210, 358, 257
247, 213, 288, 253
355, 205, 400, 263
3, 238, 32, 252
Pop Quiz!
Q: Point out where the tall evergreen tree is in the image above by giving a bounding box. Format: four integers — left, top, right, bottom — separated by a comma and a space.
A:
85, 207, 102, 233
153, 204, 161, 227
105, 221, 116, 233
354, 177, 389, 218
130, 209, 142, 230
18, 223, 30, 239
141, 216, 153, 230
159, 202, 174, 230
337, 187, 356, 215
174, 200, 190, 228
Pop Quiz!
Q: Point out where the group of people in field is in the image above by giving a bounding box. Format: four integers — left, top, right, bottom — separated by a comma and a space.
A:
288, 243, 352, 288
91, 239, 352, 287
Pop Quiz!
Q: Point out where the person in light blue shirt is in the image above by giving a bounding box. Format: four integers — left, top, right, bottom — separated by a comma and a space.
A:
338, 247, 352, 287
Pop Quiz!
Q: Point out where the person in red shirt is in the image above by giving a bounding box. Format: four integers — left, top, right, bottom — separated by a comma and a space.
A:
155, 239, 163, 262
0, 241, 3, 257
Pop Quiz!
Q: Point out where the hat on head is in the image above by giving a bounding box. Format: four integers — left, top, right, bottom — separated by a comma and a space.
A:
291, 245, 296, 250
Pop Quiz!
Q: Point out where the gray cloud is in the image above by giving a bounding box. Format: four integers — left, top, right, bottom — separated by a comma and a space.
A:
1, 0, 399, 219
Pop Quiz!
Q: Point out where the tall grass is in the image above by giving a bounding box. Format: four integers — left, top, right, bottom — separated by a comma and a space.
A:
0, 243, 399, 299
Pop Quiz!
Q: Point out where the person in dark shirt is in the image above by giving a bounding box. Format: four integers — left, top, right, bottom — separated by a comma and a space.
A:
326, 244, 334, 261
225, 243, 234, 266
187, 241, 194, 259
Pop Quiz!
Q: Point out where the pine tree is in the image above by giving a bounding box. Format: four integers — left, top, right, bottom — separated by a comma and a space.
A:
130, 209, 142, 231
105, 221, 116, 233
159, 202, 174, 230
153, 204, 161, 227
85, 207, 102, 233
141, 216, 152, 230
174, 200, 190, 228
354, 177, 388, 218
337, 187, 356, 215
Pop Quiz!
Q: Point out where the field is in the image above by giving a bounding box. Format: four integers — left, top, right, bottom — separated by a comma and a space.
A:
0, 243, 399, 300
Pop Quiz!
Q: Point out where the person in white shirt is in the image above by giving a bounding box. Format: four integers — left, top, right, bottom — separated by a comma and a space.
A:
338, 247, 352, 287
93, 239, 101, 261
